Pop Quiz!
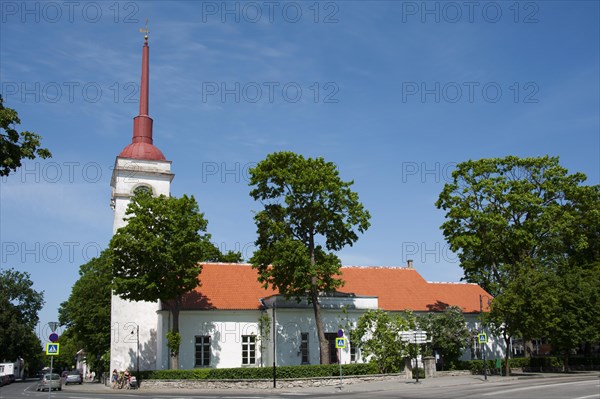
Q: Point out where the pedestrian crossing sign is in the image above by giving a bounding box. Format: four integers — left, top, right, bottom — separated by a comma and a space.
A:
335, 337, 346, 349
46, 343, 60, 355
478, 333, 488, 344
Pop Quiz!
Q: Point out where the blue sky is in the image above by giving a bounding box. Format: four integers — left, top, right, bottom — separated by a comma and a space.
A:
1, 1, 598, 339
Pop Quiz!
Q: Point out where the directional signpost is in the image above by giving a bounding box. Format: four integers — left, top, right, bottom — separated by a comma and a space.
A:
400, 330, 429, 383
399, 330, 429, 344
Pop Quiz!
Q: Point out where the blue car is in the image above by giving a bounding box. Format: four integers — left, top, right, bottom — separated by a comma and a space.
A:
65, 370, 83, 385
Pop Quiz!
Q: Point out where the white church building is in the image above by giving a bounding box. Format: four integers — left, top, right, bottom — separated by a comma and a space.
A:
109, 37, 504, 373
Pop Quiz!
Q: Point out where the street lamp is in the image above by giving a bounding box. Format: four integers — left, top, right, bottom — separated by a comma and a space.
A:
259, 297, 276, 388
130, 325, 139, 375
479, 295, 491, 381
272, 298, 276, 388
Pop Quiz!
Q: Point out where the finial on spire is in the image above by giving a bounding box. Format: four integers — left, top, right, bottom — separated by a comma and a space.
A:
139, 18, 149, 43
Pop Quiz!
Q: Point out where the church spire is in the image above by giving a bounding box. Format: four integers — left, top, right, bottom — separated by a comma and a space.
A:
118, 30, 166, 161
132, 33, 152, 144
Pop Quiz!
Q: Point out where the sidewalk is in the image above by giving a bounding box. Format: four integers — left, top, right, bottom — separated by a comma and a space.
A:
64, 371, 599, 396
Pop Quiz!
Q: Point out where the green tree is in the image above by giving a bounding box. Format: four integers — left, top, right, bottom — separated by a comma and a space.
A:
351, 309, 414, 373
544, 185, 600, 366
545, 263, 600, 368
109, 191, 237, 369
436, 155, 596, 374
249, 152, 371, 364
58, 251, 112, 375
0, 95, 51, 176
51, 328, 82, 372
0, 269, 44, 367
418, 306, 472, 370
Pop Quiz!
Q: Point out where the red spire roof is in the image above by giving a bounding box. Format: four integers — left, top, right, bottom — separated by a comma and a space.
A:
119, 35, 166, 161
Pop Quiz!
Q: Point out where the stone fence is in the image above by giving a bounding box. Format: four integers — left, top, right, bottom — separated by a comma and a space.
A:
139, 373, 409, 390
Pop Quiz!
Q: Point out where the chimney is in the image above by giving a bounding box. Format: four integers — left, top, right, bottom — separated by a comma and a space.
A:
407, 259, 413, 268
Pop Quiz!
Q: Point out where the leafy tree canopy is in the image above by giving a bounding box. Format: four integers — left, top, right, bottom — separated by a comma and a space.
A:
110, 191, 232, 302
0, 95, 51, 176
0, 268, 44, 363
351, 309, 415, 373
436, 155, 587, 297
418, 306, 472, 369
249, 151, 371, 300
58, 251, 112, 373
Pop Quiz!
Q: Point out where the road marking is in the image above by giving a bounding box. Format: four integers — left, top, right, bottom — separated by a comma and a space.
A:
571, 395, 600, 399
482, 380, 599, 396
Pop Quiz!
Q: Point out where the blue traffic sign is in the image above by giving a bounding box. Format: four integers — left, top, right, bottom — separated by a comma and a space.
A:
49, 333, 59, 342
46, 343, 60, 355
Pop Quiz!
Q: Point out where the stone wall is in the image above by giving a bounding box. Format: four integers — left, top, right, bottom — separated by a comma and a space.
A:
436, 370, 472, 377
139, 373, 408, 390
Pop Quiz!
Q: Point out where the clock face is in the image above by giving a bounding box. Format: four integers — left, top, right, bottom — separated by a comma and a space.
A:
134, 185, 153, 195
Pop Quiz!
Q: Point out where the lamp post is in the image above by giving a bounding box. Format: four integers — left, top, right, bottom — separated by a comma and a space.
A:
414, 331, 420, 384
259, 297, 276, 388
130, 325, 139, 375
479, 295, 491, 381
272, 297, 276, 388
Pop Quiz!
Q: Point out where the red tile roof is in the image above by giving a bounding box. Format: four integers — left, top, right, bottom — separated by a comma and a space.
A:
180, 263, 491, 313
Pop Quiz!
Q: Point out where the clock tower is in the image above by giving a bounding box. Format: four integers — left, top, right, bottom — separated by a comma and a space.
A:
109, 34, 174, 372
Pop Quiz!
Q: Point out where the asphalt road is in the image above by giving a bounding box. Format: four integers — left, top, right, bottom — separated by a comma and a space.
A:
1, 375, 598, 399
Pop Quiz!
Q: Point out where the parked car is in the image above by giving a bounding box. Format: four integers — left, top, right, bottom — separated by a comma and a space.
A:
65, 370, 83, 385
36, 373, 62, 391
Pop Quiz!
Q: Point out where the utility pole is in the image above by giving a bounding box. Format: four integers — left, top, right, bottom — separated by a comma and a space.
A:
48, 355, 53, 399
414, 330, 420, 383
136, 325, 140, 375
272, 298, 276, 388
480, 295, 487, 381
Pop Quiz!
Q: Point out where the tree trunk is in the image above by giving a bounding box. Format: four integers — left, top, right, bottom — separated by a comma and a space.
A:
309, 232, 329, 364
311, 287, 329, 364
170, 299, 180, 370
503, 331, 511, 376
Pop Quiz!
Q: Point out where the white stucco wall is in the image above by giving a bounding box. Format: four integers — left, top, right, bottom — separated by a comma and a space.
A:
156, 307, 506, 371
272, 308, 357, 366
161, 311, 264, 370
155, 298, 377, 370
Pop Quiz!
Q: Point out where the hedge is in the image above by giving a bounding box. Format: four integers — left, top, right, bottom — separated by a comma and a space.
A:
137, 362, 379, 381
134, 357, 600, 381
455, 357, 600, 374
